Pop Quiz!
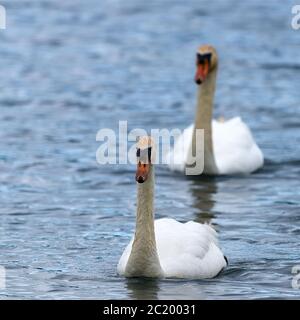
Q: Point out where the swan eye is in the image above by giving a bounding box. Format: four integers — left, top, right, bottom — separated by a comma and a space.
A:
148, 147, 152, 162
136, 147, 152, 163
197, 53, 212, 65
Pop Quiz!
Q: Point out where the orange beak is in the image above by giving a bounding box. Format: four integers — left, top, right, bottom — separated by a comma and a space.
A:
136, 162, 150, 183
195, 60, 210, 85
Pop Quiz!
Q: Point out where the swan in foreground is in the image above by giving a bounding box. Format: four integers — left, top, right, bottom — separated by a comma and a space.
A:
118, 137, 227, 279
167, 45, 264, 175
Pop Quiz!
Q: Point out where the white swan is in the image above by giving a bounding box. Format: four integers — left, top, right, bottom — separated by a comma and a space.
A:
167, 45, 264, 175
118, 137, 227, 279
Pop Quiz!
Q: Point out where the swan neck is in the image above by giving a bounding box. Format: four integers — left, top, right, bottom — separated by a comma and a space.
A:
136, 167, 155, 241
194, 68, 218, 174
196, 68, 217, 128
125, 167, 163, 277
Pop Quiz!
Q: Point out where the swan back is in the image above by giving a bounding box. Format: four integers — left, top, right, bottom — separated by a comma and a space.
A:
154, 218, 226, 279
166, 117, 263, 175
213, 117, 264, 174
118, 218, 227, 279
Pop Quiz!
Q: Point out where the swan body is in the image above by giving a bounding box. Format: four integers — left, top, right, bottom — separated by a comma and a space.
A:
166, 45, 264, 175
167, 117, 264, 175
118, 218, 227, 279
118, 136, 227, 279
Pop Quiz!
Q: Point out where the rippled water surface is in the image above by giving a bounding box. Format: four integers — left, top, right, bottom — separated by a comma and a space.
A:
0, 0, 300, 299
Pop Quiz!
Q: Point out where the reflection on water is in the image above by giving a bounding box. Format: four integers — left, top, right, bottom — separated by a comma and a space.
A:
189, 177, 217, 224
126, 278, 209, 300
126, 278, 160, 300
0, 0, 300, 299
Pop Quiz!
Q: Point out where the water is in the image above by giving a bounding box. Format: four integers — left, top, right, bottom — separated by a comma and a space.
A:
0, 0, 299, 299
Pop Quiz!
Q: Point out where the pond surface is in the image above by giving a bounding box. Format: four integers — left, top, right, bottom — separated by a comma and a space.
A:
0, 0, 299, 299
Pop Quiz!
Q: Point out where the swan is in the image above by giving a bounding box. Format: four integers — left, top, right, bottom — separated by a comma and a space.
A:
166, 45, 264, 175
118, 136, 227, 279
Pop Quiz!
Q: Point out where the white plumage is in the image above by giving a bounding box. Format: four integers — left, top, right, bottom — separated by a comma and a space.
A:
166, 117, 264, 175
118, 136, 227, 279
166, 44, 264, 175
118, 218, 227, 279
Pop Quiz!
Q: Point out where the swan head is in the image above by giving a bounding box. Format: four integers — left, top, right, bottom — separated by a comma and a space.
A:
195, 45, 218, 85
135, 136, 155, 184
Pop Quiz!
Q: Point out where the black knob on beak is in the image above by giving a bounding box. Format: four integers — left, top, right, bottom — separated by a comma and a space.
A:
137, 176, 145, 183
195, 78, 202, 85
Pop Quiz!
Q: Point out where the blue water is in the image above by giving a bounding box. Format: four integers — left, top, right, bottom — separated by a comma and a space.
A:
0, 0, 300, 299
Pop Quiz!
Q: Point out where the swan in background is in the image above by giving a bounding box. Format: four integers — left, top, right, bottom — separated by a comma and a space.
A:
167, 45, 264, 175
118, 137, 227, 279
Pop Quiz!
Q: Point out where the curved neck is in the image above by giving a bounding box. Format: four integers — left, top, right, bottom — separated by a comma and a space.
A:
125, 167, 163, 277
193, 67, 218, 174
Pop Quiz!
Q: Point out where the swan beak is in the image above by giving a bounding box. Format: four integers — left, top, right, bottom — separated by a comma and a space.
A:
136, 162, 150, 184
195, 60, 209, 85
